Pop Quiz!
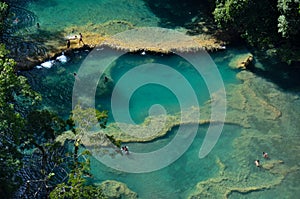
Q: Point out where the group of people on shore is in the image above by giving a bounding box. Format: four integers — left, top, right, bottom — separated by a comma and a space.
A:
66, 32, 85, 48
254, 151, 269, 168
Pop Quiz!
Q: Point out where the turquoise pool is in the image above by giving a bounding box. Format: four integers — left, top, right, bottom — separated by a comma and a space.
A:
22, 48, 300, 198
16, 0, 300, 198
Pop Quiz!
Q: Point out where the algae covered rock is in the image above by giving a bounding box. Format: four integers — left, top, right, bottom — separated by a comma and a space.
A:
98, 180, 138, 199
229, 53, 254, 70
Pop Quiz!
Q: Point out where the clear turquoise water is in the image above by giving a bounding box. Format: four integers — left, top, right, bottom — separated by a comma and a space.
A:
89, 124, 241, 199
22, 49, 300, 198
96, 52, 238, 124
22, 50, 238, 120
21, 49, 241, 197
25, 0, 159, 31
21, 48, 300, 199
21, 49, 300, 199
18, 1, 300, 198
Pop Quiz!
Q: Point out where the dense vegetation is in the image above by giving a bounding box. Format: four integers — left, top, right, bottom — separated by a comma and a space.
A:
0, 41, 38, 197
0, 0, 299, 198
0, 41, 108, 198
0, 3, 108, 198
145, 0, 300, 63
212, 0, 300, 63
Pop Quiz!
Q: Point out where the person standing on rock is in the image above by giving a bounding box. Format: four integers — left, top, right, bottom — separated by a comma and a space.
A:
67, 39, 71, 48
79, 33, 85, 46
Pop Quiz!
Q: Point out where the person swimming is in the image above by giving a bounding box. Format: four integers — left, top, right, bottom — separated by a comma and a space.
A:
13, 17, 19, 24
121, 146, 129, 154
255, 160, 260, 167
262, 152, 269, 159
104, 76, 109, 83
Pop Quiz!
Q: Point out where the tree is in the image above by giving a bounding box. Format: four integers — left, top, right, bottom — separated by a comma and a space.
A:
25, 110, 66, 145
49, 148, 106, 199
0, 2, 8, 36
213, 0, 279, 47
0, 43, 40, 197
277, 0, 300, 38
49, 106, 109, 199
212, 0, 300, 63
70, 105, 108, 135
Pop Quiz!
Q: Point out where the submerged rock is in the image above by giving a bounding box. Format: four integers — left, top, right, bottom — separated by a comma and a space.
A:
98, 180, 138, 199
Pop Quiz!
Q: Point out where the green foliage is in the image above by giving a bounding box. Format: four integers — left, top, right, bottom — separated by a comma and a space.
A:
213, 0, 249, 26
212, 0, 300, 62
105, 134, 122, 148
50, 173, 106, 199
70, 105, 108, 135
25, 109, 66, 146
0, 44, 40, 197
49, 105, 109, 199
213, 0, 279, 46
50, 140, 106, 199
277, 0, 300, 38
0, 2, 8, 36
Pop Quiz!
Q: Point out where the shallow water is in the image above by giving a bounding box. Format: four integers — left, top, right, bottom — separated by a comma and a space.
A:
22, 48, 300, 198
90, 124, 241, 199
18, 1, 300, 198
22, 50, 238, 120
25, 0, 159, 31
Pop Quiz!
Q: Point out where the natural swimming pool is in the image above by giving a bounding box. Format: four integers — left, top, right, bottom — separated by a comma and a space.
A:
14, 0, 300, 198
21, 47, 300, 198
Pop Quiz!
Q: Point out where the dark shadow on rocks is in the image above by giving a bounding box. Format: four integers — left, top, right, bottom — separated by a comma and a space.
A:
3, 28, 66, 69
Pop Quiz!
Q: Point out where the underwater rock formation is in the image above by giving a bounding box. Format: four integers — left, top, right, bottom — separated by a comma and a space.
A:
188, 69, 300, 198
97, 180, 138, 199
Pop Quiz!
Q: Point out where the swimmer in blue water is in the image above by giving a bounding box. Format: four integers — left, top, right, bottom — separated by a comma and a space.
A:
121, 146, 129, 154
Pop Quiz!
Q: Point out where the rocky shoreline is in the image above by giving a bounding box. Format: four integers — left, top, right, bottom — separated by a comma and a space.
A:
6, 24, 226, 70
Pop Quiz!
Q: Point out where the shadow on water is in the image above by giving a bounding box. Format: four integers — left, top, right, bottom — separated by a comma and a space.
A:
143, 0, 212, 28
5, 0, 57, 8
3, 28, 66, 69
248, 58, 300, 92
3, 1, 66, 68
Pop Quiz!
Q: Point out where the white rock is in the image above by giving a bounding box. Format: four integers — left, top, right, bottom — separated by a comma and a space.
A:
41, 60, 55, 68
56, 52, 67, 63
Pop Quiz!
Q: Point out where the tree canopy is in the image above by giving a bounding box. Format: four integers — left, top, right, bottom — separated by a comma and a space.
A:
0, 42, 40, 197
212, 0, 300, 62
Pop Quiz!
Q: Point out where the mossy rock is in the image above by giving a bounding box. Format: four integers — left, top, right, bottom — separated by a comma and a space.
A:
98, 180, 138, 199
229, 53, 254, 70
